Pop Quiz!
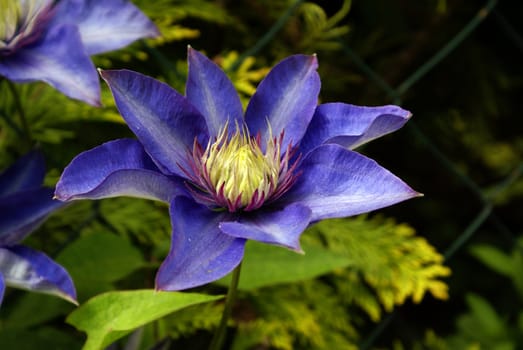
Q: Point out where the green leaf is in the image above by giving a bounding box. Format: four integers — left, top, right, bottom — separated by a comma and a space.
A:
469, 244, 514, 277
56, 232, 146, 300
67, 289, 222, 350
465, 293, 506, 337
217, 241, 353, 290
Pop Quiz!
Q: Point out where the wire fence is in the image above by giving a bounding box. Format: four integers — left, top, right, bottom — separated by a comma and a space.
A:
232, 0, 523, 347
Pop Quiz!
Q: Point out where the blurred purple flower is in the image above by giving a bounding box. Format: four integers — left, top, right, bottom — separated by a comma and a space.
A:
0, 0, 159, 106
55, 48, 420, 290
0, 151, 76, 305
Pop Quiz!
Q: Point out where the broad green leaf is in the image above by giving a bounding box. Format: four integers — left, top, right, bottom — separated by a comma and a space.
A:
465, 293, 505, 337
217, 241, 353, 290
67, 289, 222, 350
56, 232, 145, 300
469, 244, 514, 277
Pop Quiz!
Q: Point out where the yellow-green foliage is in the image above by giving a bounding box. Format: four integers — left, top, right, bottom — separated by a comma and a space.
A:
135, 0, 236, 46
205, 216, 449, 349
257, 0, 352, 58
0, 81, 122, 157
33, 198, 171, 257
95, 0, 237, 65
295, 0, 351, 51
219, 51, 270, 105
306, 216, 451, 318
87, 198, 172, 246
233, 281, 359, 350
160, 301, 223, 339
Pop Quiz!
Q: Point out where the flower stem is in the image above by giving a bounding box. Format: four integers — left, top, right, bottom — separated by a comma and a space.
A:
209, 262, 242, 350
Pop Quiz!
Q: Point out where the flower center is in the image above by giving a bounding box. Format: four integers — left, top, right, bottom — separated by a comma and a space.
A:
0, 0, 54, 55
184, 122, 300, 212
206, 128, 277, 208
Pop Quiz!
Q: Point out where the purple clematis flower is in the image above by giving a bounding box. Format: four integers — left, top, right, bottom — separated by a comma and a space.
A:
0, 151, 76, 305
55, 48, 421, 291
0, 0, 159, 106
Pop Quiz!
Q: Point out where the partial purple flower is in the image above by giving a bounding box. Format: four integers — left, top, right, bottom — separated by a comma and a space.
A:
55, 48, 421, 291
0, 0, 159, 106
0, 152, 76, 305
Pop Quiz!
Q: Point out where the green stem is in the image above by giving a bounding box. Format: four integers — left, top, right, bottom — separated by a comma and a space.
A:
443, 204, 493, 261
395, 0, 498, 96
339, 43, 400, 102
228, 0, 304, 72
209, 262, 242, 350
6, 80, 32, 146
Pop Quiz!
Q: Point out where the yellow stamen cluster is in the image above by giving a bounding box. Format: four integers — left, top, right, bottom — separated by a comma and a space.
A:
0, 0, 18, 41
0, 0, 52, 49
202, 123, 280, 209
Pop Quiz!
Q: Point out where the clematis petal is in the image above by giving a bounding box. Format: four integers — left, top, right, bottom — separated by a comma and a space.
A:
0, 24, 100, 106
219, 203, 312, 252
0, 188, 64, 246
186, 47, 244, 136
245, 55, 320, 150
0, 151, 45, 197
299, 103, 412, 154
0, 246, 76, 304
52, 0, 159, 55
0, 274, 4, 305
285, 144, 421, 221
99, 69, 209, 176
55, 139, 183, 203
156, 196, 246, 291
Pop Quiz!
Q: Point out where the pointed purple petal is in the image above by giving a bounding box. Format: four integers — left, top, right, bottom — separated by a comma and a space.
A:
0, 246, 76, 304
0, 151, 45, 197
0, 274, 5, 306
0, 24, 100, 106
219, 203, 311, 252
52, 0, 159, 55
55, 139, 183, 203
186, 47, 244, 136
99, 69, 208, 176
300, 103, 412, 155
285, 144, 421, 221
156, 196, 246, 291
245, 55, 320, 150
0, 188, 64, 245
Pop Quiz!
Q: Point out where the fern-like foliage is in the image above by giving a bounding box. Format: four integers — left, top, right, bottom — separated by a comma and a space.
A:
0, 80, 123, 157
94, 0, 237, 67
295, 0, 351, 51
232, 281, 360, 350
160, 301, 223, 340
306, 216, 451, 318
219, 51, 270, 105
